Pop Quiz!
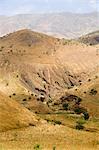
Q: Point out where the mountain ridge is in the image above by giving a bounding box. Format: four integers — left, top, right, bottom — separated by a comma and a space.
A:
0, 12, 99, 38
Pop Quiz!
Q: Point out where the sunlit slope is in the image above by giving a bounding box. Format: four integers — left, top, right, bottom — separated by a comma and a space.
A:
0, 29, 99, 115
0, 92, 38, 132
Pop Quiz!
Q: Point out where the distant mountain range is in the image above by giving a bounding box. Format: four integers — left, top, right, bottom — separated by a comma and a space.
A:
0, 12, 99, 39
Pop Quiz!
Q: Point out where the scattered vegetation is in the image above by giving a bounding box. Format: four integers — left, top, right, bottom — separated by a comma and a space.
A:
16, 75, 19, 78
74, 107, 89, 120
34, 144, 41, 150
88, 78, 91, 82
45, 119, 62, 125
13, 93, 16, 96
0, 46, 4, 51
62, 103, 69, 110
53, 120, 62, 125
23, 98, 27, 101
28, 96, 31, 100
74, 107, 83, 114
53, 146, 56, 150
83, 111, 89, 120
90, 89, 97, 95
75, 119, 85, 130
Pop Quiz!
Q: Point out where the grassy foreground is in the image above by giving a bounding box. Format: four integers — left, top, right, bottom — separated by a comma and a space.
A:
0, 113, 99, 150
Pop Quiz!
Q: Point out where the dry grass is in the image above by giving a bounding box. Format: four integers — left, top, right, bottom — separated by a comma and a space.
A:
0, 114, 99, 150
0, 30, 99, 150
0, 92, 38, 132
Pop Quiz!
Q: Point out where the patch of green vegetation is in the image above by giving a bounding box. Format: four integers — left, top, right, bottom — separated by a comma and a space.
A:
34, 144, 42, 150
62, 103, 69, 110
53, 146, 56, 150
53, 120, 62, 125
83, 112, 89, 120
74, 107, 83, 114
45, 118, 62, 125
75, 119, 86, 130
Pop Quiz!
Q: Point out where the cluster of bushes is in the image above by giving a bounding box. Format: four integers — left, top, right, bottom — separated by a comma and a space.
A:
34, 144, 41, 150
90, 89, 97, 95
9, 93, 16, 98
74, 107, 89, 120
62, 103, 69, 110
46, 119, 62, 125
61, 95, 82, 112
74, 106, 90, 130
75, 119, 85, 130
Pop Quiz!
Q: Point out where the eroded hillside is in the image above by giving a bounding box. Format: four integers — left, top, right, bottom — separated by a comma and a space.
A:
0, 29, 99, 116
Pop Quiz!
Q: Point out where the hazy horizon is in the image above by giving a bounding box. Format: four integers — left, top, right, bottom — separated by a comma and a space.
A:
0, 0, 98, 16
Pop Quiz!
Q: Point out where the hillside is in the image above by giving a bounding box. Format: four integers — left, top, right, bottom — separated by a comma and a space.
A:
79, 30, 99, 45
0, 29, 99, 116
0, 92, 38, 132
0, 29, 99, 150
0, 12, 99, 38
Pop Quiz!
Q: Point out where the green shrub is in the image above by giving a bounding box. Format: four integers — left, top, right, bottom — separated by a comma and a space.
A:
75, 120, 85, 130
83, 112, 89, 120
53, 120, 62, 125
53, 146, 56, 150
62, 103, 68, 110
34, 144, 41, 150
74, 107, 83, 114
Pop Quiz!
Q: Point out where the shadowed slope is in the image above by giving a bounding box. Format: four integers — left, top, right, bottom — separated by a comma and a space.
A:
79, 30, 99, 45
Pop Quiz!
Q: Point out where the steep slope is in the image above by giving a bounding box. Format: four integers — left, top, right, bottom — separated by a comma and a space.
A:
0, 30, 80, 97
0, 12, 99, 38
63, 67, 99, 117
0, 92, 38, 132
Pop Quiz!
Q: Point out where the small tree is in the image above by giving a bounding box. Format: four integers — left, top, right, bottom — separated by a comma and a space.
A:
75, 119, 85, 130
90, 89, 97, 95
74, 107, 83, 114
62, 103, 68, 110
83, 112, 89, 120
53, 146, 56, 150
34, 144, 41, 150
